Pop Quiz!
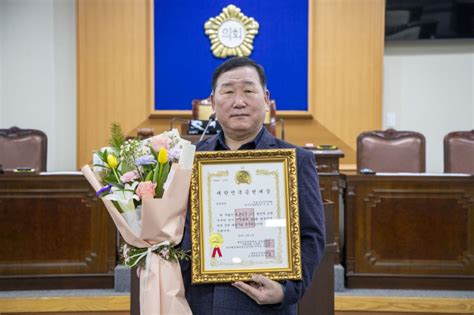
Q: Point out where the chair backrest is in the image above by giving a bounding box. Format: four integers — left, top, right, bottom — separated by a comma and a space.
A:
357, 128, 425, 173
0, 126, 47, 172
265, 100, 277, 136
444, 130, 474, 174
137, 128, 154, 140
191, 98, 277, 136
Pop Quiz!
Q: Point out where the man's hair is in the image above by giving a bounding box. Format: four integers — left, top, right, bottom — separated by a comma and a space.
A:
211, 57, 267, 93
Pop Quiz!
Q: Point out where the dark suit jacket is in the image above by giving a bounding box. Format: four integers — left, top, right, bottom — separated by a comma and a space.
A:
181, 128, 326, 315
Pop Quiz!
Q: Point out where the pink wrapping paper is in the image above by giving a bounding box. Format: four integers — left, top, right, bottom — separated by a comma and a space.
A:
82, 164, 192, 315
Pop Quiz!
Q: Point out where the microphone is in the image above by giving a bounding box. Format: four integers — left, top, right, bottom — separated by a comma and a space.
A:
199, 113, 216, 142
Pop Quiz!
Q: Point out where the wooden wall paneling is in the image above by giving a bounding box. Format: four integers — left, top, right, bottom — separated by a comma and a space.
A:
77, 0, 152, 168
311, 0, 384, 157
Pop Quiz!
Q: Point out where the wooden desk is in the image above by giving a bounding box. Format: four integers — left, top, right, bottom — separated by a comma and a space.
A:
298, 201, 336, 315
343, 172, 474, 290
309, 149, 344, 264
0, 173, 116, 290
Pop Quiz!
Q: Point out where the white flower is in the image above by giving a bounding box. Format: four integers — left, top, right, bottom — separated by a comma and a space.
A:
166, 129, 190, 162
166, 128, 180, 140
104, 182, 139, 212
123, 244, 130, 258
159, 247, 170, 260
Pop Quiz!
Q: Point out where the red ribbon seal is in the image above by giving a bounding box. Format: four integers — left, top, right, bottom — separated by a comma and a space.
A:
211, 247, 222, 258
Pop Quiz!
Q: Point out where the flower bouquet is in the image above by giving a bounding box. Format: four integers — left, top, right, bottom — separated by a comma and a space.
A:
81, 124, 194, 315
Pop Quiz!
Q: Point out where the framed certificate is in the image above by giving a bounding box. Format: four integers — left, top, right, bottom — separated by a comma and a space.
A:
190, 149, 302, 284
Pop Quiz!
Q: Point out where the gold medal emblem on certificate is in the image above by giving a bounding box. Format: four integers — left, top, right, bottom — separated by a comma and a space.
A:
209, 232, 224, 258
235, 170, 251, 185
204, 4, 259, 58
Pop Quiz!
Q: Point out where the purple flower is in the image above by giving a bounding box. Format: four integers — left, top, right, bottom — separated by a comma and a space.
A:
96, 184, 112, 197
135, 155, 156, 166
168, 146, 182, 162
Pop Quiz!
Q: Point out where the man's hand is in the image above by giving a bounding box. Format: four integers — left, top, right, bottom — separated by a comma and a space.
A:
231, 274, 284, 305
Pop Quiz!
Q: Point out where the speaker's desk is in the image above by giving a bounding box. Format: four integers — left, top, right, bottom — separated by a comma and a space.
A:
343, 172, 474, 290
0, 172, 116, 290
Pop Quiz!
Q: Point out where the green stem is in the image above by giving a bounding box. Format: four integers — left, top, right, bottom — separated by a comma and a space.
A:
112, 168, 121, 183
153, 162, 161, 183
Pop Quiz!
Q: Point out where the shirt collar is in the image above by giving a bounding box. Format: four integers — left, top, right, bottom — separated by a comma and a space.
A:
215, 127, 266, 151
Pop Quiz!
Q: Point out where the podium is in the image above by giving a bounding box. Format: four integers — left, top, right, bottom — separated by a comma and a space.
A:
298, 201, 336, 315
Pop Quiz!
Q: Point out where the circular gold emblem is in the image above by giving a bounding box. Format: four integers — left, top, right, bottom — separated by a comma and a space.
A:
209, 232, 224, 248
204, 4, 259, 58
235, 170, 251, 185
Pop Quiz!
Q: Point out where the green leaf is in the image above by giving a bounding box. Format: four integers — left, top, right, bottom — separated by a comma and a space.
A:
145, 169, 154, 181
92, 164, 108, 168
121, 243, 190, 268
160, 162, 170, 183
149, 144, 158, 159
153, 162, 160, 184
103, 171, 119, 184
98, 149, 108, 162
109, 123, 125, 150
111, 200, 123, 213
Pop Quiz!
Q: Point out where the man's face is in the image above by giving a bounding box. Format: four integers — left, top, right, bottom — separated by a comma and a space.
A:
211, 66, 270, 139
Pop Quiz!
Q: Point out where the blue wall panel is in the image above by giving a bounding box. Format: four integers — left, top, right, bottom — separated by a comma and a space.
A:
154, 0, 308, 111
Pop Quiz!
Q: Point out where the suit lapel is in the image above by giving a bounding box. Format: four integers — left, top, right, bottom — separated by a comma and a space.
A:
197, 134, 219, 151
256, 128, 277, 150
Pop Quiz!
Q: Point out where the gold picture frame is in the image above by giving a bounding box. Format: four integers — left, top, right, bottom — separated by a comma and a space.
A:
190, 149, 302, 284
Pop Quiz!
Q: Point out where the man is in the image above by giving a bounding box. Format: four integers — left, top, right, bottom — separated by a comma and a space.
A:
181, 57, 325, 314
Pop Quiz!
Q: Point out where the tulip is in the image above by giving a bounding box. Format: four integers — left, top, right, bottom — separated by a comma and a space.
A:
153, 148, 170, 198
106, 154, 121, 183
158, 147, 168, 164
107, 154, 118, 169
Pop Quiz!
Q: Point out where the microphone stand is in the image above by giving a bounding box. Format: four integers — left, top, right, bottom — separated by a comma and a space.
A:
199, 113, 216, 142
